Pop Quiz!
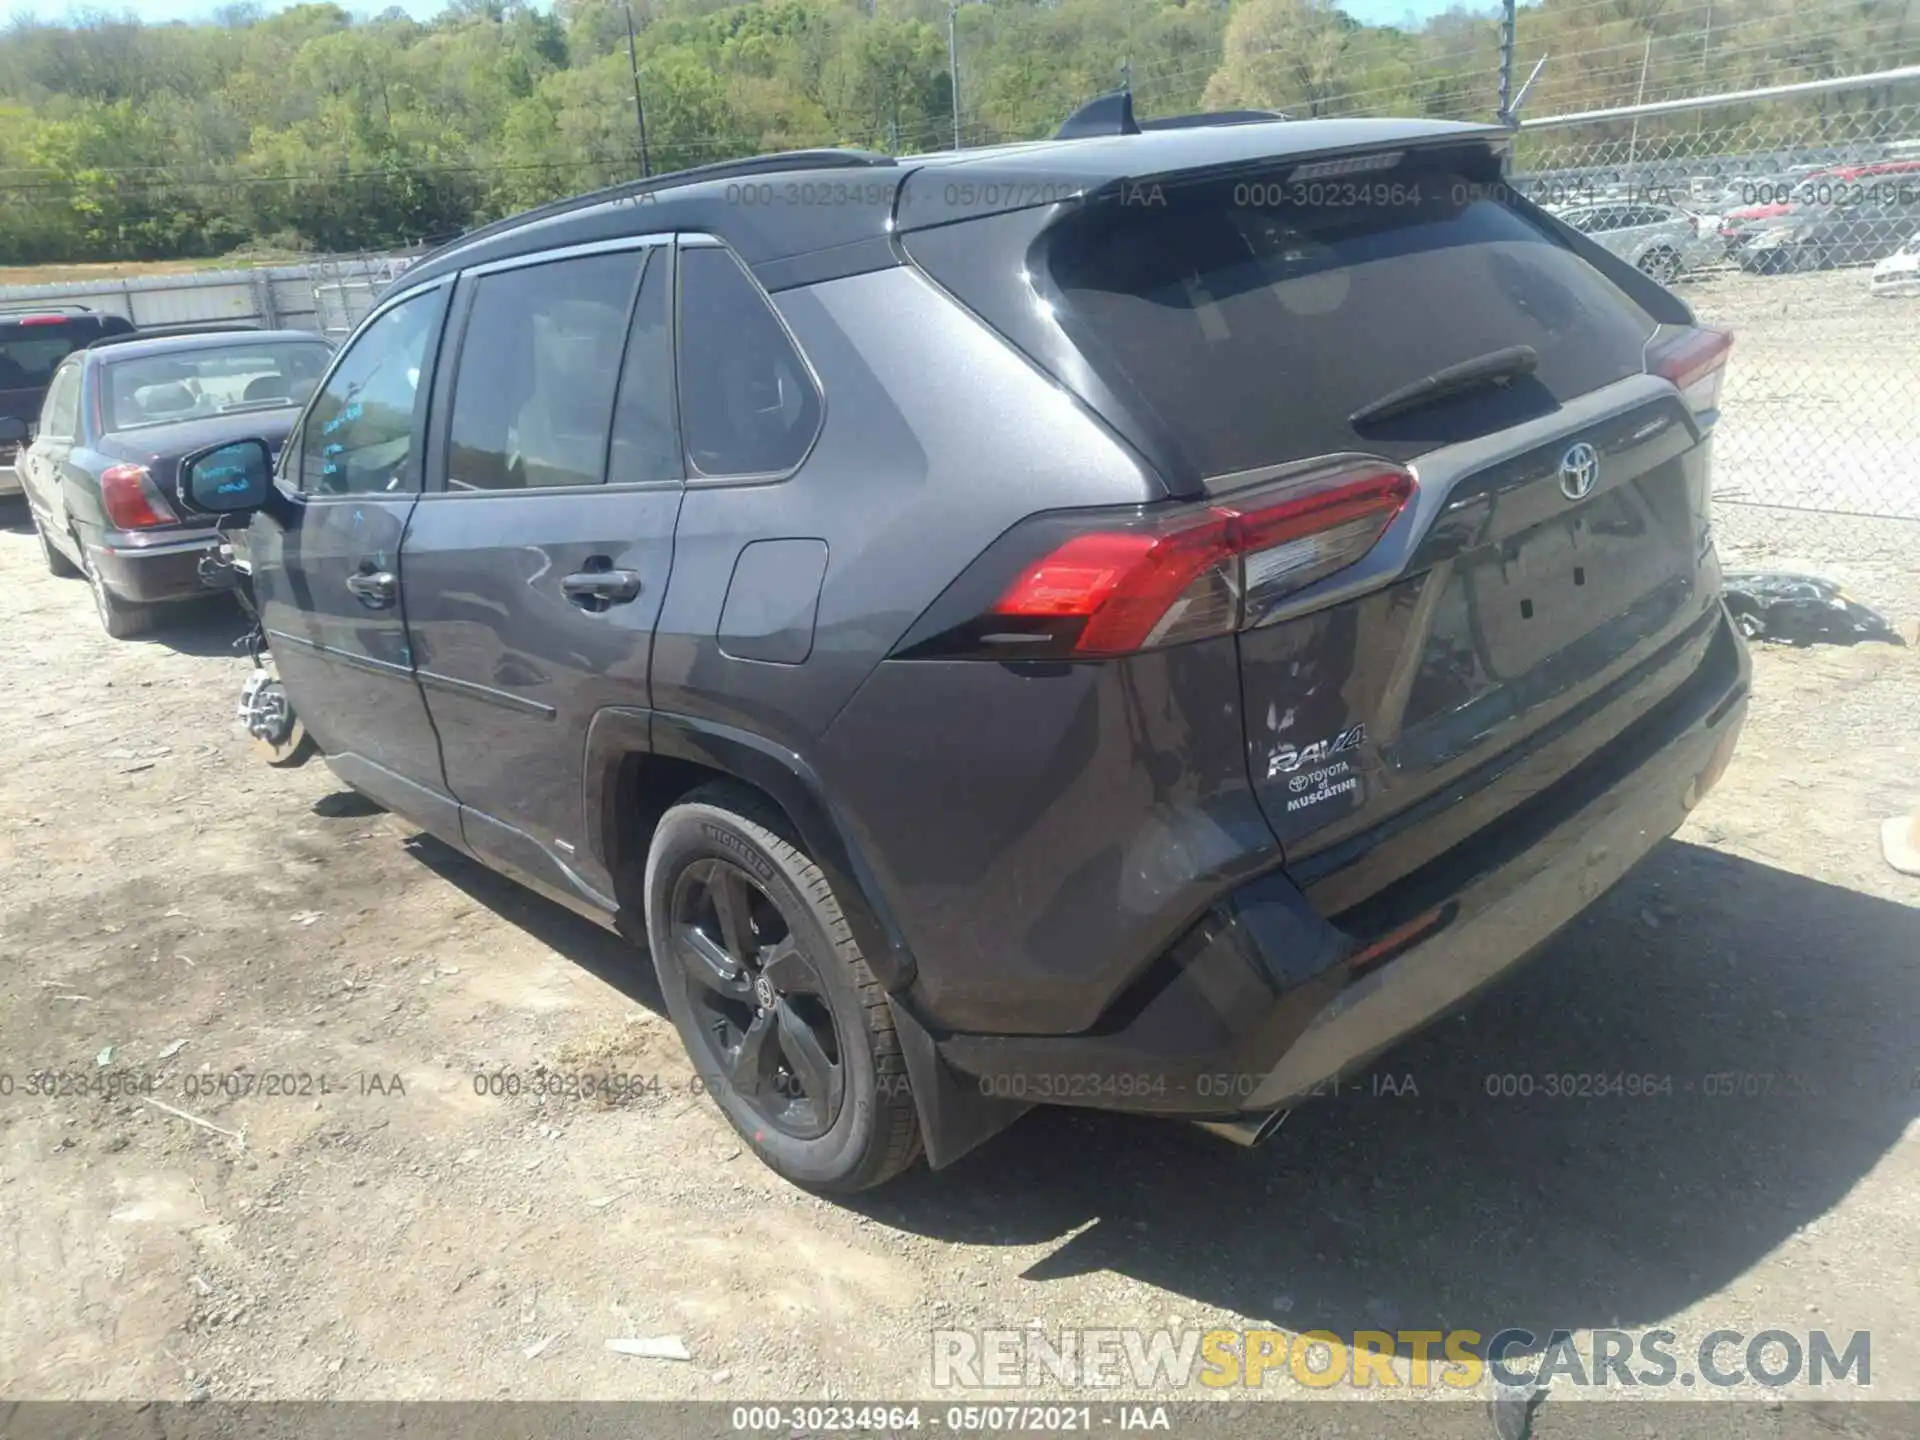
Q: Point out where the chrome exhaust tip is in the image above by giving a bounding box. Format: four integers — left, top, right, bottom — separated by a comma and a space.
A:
1192, 1110, 1289, 1148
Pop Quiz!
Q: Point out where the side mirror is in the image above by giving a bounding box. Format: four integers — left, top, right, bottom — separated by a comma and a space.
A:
0, 415, 28, 446
177, 438, 274, 516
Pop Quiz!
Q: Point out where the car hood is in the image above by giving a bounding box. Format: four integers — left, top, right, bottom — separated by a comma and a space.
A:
96, 407, 300, 464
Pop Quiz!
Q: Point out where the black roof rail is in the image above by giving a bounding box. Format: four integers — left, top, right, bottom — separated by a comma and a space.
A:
85, 322, 265, 349
0, 300, 93, 316
422, 148, 898, 265
1054, 95, 1292, 141
1138, 109, 1290, 130
1056, 90, 1140, 140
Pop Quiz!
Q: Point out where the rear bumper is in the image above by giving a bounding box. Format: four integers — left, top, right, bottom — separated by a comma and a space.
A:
931, 605, 1750, 1119
0, 463, 19, 497
87, 527, 222, 605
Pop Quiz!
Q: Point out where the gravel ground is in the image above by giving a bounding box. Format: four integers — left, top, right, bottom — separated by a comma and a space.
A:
1, 492, 1917, 1432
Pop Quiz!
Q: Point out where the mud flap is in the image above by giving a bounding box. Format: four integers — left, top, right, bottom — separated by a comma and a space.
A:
886, 995, 1032, 1170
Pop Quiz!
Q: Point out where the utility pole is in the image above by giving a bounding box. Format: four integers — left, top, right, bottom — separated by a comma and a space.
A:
624, 1, 652, 178
1626, 32, 1653, 178
1498, 0, 1516, 125
948, 0, 962, 151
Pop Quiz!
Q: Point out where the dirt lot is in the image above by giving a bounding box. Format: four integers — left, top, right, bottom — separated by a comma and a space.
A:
1, 497, 1918, 1426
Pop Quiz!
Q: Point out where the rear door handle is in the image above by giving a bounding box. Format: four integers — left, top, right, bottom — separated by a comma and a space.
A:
561, 568, 643, 608
345, 568, 397, 608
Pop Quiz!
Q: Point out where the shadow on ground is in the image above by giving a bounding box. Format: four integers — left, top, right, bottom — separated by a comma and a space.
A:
403, 831, 664, 1011
133, 594, 254, 657
404, 831, 1920, 1346
859, 841, 1920, 1345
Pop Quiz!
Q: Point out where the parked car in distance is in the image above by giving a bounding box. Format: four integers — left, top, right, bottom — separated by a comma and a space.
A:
1737, 194, 1920, 273
1870, 229, 1920, 296
1554, 202, 1712, 281
3, 327, 332, 637
173, 110, 1750, 1193
0, 305, 135, 495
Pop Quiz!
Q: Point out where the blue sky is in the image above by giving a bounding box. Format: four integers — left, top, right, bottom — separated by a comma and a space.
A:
2, 0, 1470, 30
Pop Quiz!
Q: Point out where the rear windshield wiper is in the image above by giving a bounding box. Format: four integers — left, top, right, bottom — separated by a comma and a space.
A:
1348, 344, 1539, 428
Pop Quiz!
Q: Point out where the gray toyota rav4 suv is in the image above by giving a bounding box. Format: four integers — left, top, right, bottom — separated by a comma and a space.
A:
174, 107, 1750, 1192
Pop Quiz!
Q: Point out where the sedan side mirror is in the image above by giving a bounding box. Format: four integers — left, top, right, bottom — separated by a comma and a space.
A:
0, 415, 28, 446
177, 438, 274, 516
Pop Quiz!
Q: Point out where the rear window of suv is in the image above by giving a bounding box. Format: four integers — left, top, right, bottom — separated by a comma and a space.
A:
0, 322, 96, 391
1043, 165, 1659, 481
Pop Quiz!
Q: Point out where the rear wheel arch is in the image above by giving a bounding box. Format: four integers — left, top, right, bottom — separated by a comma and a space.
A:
583, 707, 916, 995
584, 711, 1022, 1180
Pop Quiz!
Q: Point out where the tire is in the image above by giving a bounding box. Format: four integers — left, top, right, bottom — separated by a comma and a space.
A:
79, 541, 154, 639
644, 782, 921, 1193
31, 508, 80, 578
1638, 247, 1681, 284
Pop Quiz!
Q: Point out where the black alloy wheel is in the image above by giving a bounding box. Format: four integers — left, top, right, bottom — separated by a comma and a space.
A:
668, 856, 845, 1140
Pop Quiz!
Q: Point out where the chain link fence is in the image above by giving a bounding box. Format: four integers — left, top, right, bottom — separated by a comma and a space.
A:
308, 251, 418, 338
1511, 86, 1920, 522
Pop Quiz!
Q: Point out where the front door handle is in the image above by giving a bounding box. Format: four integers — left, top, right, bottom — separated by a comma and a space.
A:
346, 568, 397, 608
561, 568, 643, 608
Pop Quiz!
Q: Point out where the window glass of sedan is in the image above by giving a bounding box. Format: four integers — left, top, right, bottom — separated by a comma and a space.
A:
101, 342, 330, 434
39, 362, 81, 438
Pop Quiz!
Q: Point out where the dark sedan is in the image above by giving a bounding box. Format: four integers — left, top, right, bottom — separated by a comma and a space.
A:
0, 329, 331, 637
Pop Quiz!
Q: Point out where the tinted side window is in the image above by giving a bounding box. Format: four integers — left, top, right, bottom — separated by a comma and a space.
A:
608, 251, 679, 487
446, 249, 642, 492
677, 246, 821, 479
299, 286, 447, 496
41, 363, 81, 437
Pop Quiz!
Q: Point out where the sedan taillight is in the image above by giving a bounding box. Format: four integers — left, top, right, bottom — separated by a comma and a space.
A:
100, 463, 177, 530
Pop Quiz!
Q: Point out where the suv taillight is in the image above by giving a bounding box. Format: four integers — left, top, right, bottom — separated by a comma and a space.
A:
100, 463, 177, 530
897, 462, 1415, 660
1649, 326, 1733, 417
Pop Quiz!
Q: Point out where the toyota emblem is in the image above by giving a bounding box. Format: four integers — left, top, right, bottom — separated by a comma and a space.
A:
1559, 442, 1600, 501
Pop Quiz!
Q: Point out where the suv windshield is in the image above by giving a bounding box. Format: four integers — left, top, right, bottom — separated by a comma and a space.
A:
1044, 165, 1660, 479
102, 341, 331, 433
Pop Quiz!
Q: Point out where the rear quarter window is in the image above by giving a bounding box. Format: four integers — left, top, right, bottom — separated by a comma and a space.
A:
1043, 166, 1659, 481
